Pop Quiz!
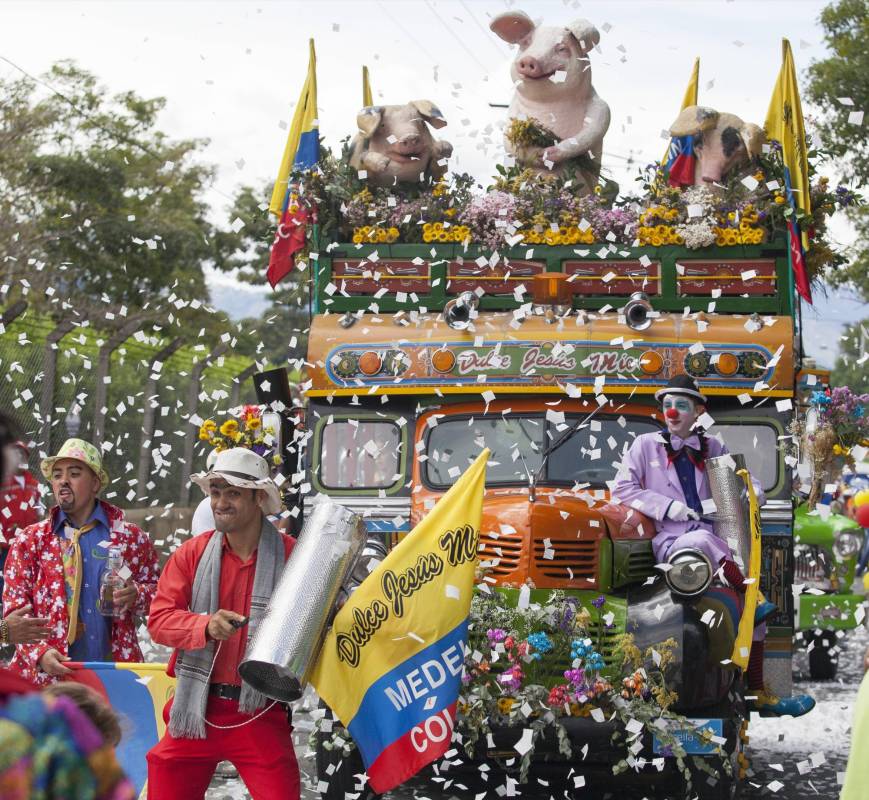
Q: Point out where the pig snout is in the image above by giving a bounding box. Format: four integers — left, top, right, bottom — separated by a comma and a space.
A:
394, 133, 423, 153
698, 127, 746, 184
517, 55, 551, 79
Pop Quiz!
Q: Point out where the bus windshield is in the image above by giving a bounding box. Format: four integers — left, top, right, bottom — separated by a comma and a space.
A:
424, 414, 660, 489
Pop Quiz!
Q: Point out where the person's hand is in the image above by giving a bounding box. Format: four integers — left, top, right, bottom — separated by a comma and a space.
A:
113, 583, 138, 614
5, 605, 51, 644
39, 648, 72, 677
207, 610, 246, 641
666, 501, 700, 522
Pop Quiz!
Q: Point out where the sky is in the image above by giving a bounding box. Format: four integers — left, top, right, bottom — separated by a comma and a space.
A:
1, 0, 864, 366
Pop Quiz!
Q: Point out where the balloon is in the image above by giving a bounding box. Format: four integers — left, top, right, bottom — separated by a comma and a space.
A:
855, 489, 869, 509
857, 503, 869, 529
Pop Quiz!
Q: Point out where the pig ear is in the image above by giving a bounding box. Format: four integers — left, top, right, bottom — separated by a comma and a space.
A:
566, 18, 600, 54
356, 106, 382, 139
740, 123, 765, 158
411, 100, 448, 130
490, 11, 535, 44
669, 105, 719, 137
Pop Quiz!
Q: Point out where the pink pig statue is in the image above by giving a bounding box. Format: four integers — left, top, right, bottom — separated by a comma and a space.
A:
669, 105, 765, 187
490, 10, 611, 190
349, 101, 453, 187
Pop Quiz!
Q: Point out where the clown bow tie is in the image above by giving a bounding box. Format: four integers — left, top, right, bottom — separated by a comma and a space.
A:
669, 434, 701, 451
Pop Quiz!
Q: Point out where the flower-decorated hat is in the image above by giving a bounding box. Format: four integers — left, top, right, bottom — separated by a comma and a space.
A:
40, 438, 109, 490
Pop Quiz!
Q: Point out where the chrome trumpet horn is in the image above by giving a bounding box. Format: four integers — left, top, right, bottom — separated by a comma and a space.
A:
443, 290, 479, 331
623, 292, 653, 332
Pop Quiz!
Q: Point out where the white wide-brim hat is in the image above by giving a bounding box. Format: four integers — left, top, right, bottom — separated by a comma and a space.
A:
190, 447, 283, 516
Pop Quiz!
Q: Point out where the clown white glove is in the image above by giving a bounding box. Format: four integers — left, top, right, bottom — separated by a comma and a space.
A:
666, 500, 699, 522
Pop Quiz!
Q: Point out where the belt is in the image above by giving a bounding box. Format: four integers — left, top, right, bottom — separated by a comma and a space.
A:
209, 683, 242, 700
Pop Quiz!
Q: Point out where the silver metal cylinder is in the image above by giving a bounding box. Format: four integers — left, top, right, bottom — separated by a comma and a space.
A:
706, 453, 750, 572
239, 500, 367, 701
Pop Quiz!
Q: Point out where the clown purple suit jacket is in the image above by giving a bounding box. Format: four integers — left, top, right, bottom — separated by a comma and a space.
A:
611, 430, 765, 566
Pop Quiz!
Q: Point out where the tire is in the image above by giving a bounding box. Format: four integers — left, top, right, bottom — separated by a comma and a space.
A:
807, 630, 839, 680
315, 729, 375, 800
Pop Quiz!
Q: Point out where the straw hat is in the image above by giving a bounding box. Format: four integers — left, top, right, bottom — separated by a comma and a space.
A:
190, 448, 282, 515
41, 438, 109, 490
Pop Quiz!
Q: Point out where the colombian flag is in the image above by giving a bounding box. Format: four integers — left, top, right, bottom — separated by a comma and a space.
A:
765, 39, 813, 305
68, 662, 175, 798
267, 39, 319, 288
309, 450, 488, 794
665, 57, 700, 187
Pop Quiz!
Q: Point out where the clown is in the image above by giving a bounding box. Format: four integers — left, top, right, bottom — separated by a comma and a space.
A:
613, 375, 814, 717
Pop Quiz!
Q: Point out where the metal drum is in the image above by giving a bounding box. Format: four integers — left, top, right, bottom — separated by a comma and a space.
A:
706, 453, 750, 572
239, 500, 367, 701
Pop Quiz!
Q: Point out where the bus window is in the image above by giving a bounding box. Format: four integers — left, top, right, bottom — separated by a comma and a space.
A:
319, 420, 401, 490
547, 418, 660, 486
707, 423, 780, 493
425, 416, 544, 487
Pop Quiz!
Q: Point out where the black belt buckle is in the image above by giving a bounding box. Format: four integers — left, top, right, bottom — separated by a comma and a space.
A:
209, 683, 241, 701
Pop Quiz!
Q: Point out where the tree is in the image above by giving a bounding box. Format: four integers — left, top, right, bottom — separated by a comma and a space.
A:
0, 61, 239, 313
805, 0, 869, 297
832, 318, 869, 392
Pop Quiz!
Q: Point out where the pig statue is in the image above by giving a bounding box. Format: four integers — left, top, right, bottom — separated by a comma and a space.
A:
348, 101, 453, 187
669, 105, 765, 187
490, 10, 611, 190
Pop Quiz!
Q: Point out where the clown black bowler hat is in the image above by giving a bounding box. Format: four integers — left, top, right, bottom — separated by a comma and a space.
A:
654, 374, 707, 404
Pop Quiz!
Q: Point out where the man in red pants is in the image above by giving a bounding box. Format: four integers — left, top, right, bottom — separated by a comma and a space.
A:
146, 448, 299, 800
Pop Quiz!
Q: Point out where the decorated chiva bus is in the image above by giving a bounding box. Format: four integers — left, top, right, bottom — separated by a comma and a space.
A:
251, 11, 857, 800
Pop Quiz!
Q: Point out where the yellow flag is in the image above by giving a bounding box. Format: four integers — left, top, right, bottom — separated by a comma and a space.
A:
663, 57, 700, 163
730, 469, 762, 670
362, 65, 373, 107
764, 39, 811, 252
309, 449, 488, 794
268, 39, 318, 217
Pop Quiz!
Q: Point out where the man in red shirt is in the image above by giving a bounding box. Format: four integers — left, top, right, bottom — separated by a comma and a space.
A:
146, 448, 299, 800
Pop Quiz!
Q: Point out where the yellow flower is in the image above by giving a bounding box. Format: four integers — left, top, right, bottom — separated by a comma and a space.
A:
272, 454, 283, 466
650, 235, 663, 247
444, 208, 457, 218
246, 417, 262, 431
774, 195, 785, 205
219, 419, 239, 437
497, 698, 515, 714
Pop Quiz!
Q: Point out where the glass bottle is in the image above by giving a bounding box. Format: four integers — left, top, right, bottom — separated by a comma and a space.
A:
99, 547, 124, 618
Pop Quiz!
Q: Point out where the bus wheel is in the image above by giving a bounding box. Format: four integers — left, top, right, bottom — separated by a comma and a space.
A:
315, 731, 375, 800
807, 630, 839, 680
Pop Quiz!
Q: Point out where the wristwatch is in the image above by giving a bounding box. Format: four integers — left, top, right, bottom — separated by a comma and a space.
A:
0, 618, 10, 645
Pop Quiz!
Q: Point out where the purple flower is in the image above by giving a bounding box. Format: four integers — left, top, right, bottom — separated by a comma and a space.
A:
592, 595, 606, 610
487, 628, 507, 643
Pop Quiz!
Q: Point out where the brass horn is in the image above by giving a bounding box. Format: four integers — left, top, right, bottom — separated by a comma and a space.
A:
624, 292, 653, 331
443, 290, 479, 330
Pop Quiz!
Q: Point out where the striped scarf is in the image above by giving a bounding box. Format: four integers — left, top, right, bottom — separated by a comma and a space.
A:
168, 518, 283, 739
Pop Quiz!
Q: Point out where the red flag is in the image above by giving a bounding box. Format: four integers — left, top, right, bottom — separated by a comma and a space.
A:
267, 200, 309, 289
787, 218, 813, 305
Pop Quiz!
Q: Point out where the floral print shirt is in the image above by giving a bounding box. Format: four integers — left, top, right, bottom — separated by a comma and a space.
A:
2, 500, 160, 686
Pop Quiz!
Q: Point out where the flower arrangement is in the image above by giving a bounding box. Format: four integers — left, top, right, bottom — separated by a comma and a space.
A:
351, 226, 400, 244
198, 405, 282, 466
456, 589, 703, 786
803, 386, 869, 506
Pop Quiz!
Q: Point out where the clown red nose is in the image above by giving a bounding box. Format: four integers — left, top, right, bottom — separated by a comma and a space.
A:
665, 408, 680, 420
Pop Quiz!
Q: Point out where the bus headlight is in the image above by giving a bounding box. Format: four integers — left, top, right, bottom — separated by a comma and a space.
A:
833, 531, 862, 560
665, 549, 713, 597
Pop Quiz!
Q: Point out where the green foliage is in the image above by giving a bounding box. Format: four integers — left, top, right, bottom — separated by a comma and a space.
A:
832, 318, 869, 392
0, 61, 245, 313
805, 0, 869, 298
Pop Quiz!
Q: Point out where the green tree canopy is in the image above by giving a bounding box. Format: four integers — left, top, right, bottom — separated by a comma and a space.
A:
0, 61, 239, 313
805, 0, 869, 297
832, 317, 869, 392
